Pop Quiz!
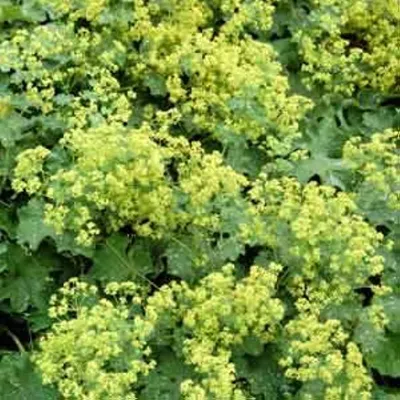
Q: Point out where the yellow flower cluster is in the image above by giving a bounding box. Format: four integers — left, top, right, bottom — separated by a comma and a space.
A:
145, 263, 284, 399
7, 0, 314, 246
282, 313, 373, 399
0, 18, 131, 126
5, 2, 394, 397
294, 0, 400, 95
13, 146, 50, 194
13, 120, 249, 245
2, 0, 312, 158
242, 176, 385, 309
34, 264, 283, 399
129, 0, 312, 155
33, 279, 156, 400
38, 0, 108, 23
178, 147, 248, 228
0, 23, 82, 114
343, 129, 400, 212
14, 124, 170, 244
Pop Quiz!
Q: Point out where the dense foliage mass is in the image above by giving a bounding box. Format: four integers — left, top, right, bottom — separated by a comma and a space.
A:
0, 0, 399, 399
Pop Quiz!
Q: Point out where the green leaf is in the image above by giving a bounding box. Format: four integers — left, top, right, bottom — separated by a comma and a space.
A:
272, 38, 300, 68
225, 138, 267, 178
376, 294, 400, 333
216, 198, 250, 259
214, 236, 244, 262
373, 388, 400, 400
234, 347, 284, 399
241, 335, 264, 356
164, 231, 220, 282
165, 236, 198, 282
26, 310, 52, 333
0, 0, 47, 23
53, 232, 94, 258
365, 333, 400, 377
143, 73, 167, 97
139, 348, 192, 400
0, 145, 18, 182
303, 109, 349, 158
322, 299, 363, 326
0, 204, 16, 238
0, 353, 58, 400
0, 113, 31, 147
0, 244, 57, 313
362, 108, 398, 132
17, 199, 55, 251
16, 199, 89, 256
294, 155, 350, 190
89, 234, 154, 282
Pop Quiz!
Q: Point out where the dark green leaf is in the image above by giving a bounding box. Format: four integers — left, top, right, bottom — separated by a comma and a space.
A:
234, 347, 284, 399
0, 204, 16, 238
0, 244, 57, 313
241, 335, 264, 356
139, 348, 192, 400
0, 353, 58, 400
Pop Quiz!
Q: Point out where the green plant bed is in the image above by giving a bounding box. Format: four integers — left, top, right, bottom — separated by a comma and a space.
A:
0, 0, 399, 398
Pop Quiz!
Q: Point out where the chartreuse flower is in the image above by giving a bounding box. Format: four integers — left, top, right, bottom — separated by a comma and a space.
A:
33, 264, 284, 399
13, 146, 50, 195
281, 313, 373, 399
129, 0, 312, 155
13, 121, 248, 245
32, 279, 155, 400
9, 0, 312, 247
293, 0, 400, 95
343, 129, 400, 214
241, 176, 386, 309
162, 263, 284, 399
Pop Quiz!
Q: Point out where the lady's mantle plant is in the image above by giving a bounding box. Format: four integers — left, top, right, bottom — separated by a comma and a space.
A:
0, 0, 398, 399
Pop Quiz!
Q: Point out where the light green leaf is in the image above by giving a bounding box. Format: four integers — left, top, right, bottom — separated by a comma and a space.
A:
0, 113, 31, 147
225, 138, 267, 178
143, 73, 167, 97
365, 333, 400, 377
89, 234, 153, 282
214, 236, 244, 262
362, 108, 397, 132
376, 294, 400, 333
294, 155, 350, 190
17, 199, 55, 251
165, 236, 198, 282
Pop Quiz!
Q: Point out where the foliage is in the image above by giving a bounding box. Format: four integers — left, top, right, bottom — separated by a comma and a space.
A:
287, 0, 400, 96
0, 0, 399, 398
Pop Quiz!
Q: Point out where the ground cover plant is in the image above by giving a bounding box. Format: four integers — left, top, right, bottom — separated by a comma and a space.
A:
0, 0, 399, 398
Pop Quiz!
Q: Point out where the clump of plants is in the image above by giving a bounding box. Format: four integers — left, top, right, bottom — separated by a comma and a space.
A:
0, 0, 399, 399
